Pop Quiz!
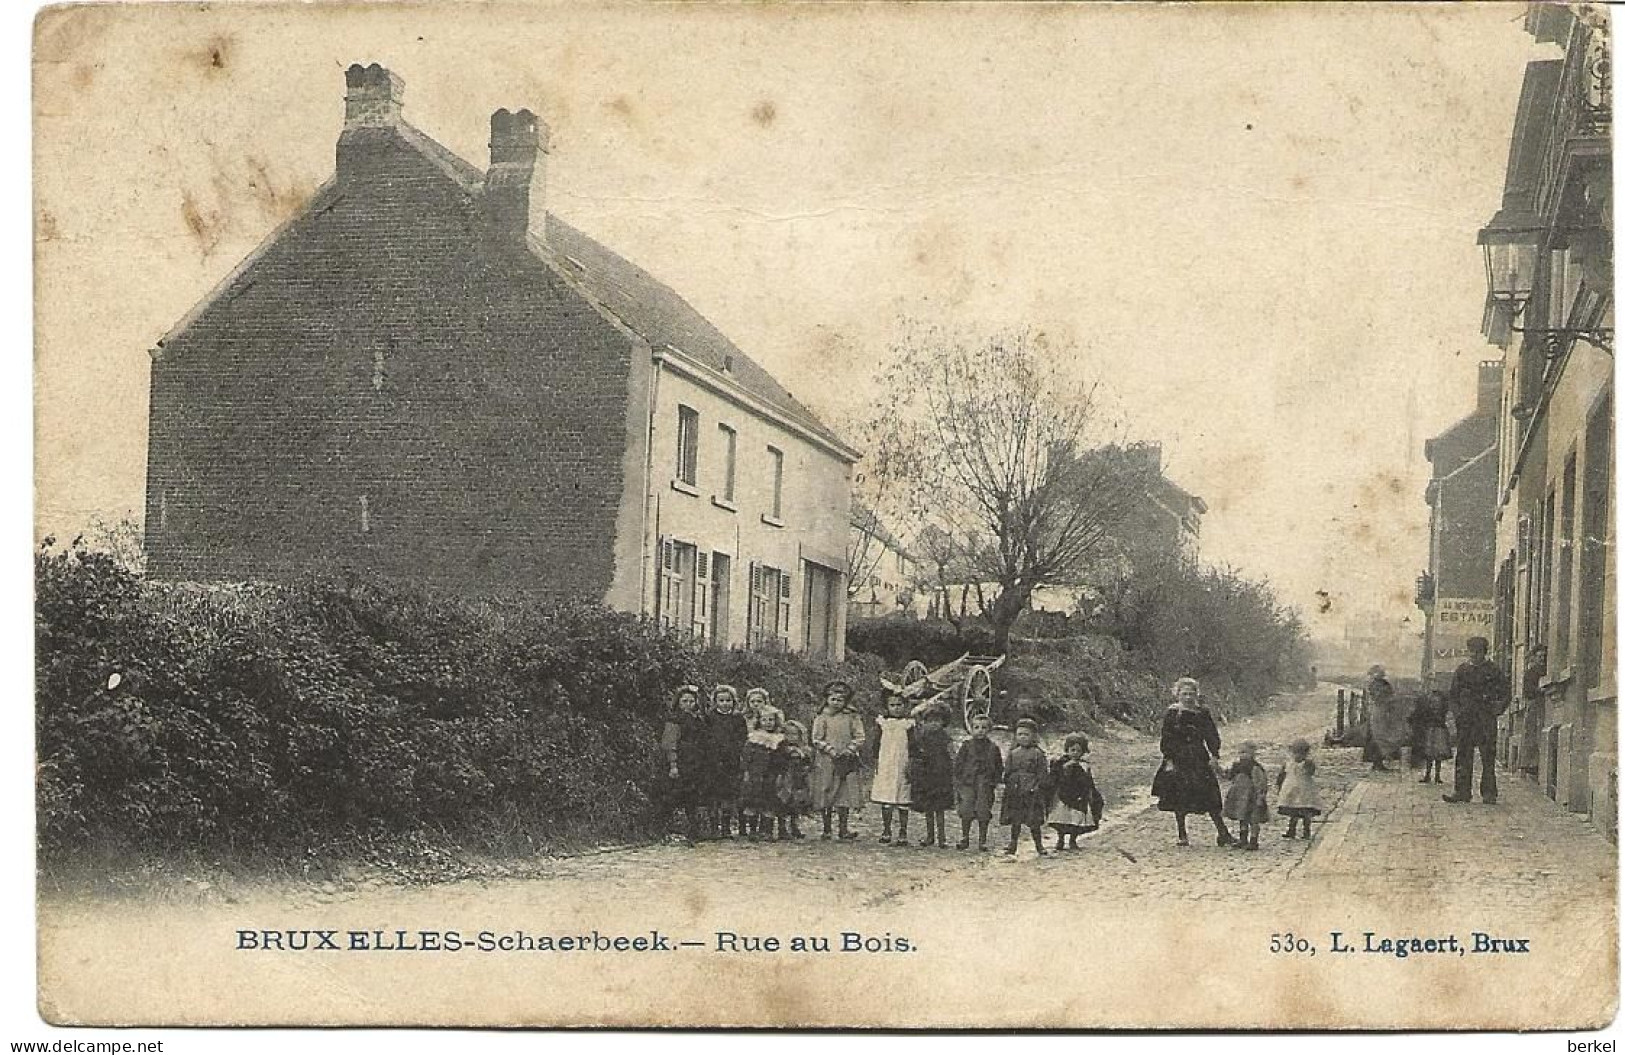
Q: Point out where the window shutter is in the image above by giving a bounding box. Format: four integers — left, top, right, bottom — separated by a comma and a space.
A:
675, 542, 690, 634
692, 550, 711, 642
750, 562, 770, 646
777, 566, 792, 647
746, 561, 760, 647
659, 537, 678, 629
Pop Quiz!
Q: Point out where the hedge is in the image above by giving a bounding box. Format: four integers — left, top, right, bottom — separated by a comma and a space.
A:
843, 616, 998, 670
35, 538, 875, 860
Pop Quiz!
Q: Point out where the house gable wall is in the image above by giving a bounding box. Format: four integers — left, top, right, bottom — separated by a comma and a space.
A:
145, 129, 635, 599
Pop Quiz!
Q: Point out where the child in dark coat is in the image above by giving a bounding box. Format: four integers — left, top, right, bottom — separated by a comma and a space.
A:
907, 705, 955, 848
1409, 691, 1451, 784
660, 684, 709, 842
775, 719, 813, 839
739, 706, 788, 842
706, 684, 748, 839
1222, 741, 1269, 851
1048, 733, 1104, 850
954, 712, 1003, 851
1002, 718, 1051, 858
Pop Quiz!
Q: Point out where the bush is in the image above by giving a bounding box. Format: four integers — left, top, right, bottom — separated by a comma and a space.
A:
34, 538, 874, 862
844, 617, 997, 670
1086, 559, 1312, 701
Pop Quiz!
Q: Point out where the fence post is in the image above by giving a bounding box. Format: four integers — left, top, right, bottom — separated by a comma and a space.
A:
1335, 690, 1346, 740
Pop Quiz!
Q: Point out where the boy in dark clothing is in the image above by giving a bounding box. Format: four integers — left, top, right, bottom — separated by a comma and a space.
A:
908, 705, 956, 848
953, 712, 1003, 851
1002, 717, 1051, 858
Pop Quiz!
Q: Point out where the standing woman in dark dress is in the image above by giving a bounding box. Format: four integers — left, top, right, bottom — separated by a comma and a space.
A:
1151, 677, 1233, 847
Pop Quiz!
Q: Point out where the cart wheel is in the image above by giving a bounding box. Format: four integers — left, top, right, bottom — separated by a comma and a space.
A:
901, 660, 928, 691
961, 664, 993, 729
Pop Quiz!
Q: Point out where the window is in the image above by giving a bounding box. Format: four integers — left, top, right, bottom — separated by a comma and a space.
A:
766, 446, 784, 520
1580, 394, 1612, 688
718, 424, 737, 503
710, 552, 732, 645
157, 489, 168, 533
1537, 495, 1555, 649
675, 406, 699, 487
1555, 451, 1577, 668
1494, 556, 1515, 680
372, 349, 387, 393
747, 562, 792, 649
658, 538, 698, 634
359, 494, 371, 534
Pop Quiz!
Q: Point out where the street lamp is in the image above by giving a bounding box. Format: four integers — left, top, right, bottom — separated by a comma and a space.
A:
1478, 219, 1538, 346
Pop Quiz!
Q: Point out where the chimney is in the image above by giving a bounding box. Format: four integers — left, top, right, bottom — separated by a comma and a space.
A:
344, 63, 404, 129
483, 108, 550, 242
337, 64, 404, 179
1129, 440, 1163, 475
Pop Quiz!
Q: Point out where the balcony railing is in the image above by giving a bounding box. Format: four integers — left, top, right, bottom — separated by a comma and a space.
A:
1537, 15, 1611, 221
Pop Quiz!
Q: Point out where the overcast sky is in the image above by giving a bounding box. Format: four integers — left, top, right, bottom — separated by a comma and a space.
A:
34, 3, 1544, 643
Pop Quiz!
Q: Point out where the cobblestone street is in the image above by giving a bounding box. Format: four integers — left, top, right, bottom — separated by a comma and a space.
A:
353, 686, 1613, 911
37, 687, 1619, 1027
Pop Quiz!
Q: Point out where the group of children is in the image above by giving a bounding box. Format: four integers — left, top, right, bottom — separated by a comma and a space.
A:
1218, 737, 1322, 848
661, 678, 1106, 856
660, 683, 814, 841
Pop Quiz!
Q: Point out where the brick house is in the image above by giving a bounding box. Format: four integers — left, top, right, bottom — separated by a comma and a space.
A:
144, 64, 858, 658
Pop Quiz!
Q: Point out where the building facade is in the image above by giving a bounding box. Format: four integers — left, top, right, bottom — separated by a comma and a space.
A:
145, 64, 857, 658
848, 502, 917, 621
1477, 8, 1613, 836
1418, 362, 1502, 690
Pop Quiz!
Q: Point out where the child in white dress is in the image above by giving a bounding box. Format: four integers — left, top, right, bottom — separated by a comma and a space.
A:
871, 691, 931, 846
1276, 738, 1322, 840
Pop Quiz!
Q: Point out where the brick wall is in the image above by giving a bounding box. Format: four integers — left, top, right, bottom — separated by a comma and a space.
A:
1433, 447, 1498, 599
145, 127, 635, 601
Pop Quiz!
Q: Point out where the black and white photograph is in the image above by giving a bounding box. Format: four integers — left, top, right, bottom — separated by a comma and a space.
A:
29, 0, 1618, 1030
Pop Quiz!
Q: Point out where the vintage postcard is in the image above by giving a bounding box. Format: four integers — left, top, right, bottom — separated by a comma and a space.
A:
32, 0, 1618, 1030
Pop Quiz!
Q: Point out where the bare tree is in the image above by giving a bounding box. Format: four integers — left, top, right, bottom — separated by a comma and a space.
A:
847, 502, 882, 604
843, 411, 914, 611
865, 326, 1155, 652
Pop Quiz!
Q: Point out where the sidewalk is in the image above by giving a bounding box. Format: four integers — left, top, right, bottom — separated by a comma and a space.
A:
1296, 750, 1617, 912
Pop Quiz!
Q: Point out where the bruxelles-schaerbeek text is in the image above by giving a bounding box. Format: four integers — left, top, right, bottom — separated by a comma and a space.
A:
235, 928, 915, 954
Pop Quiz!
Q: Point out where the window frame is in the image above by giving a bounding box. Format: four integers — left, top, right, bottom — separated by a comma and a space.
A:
675, 405, 700, 489
717, 423, 738, 507
764, 445, 785, 524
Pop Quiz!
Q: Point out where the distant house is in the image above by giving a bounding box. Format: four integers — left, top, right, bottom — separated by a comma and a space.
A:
848, 501, 916, 619
1116, 442, 1206, 567
144, 63, 858, 658
915, 442, 1207, 624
